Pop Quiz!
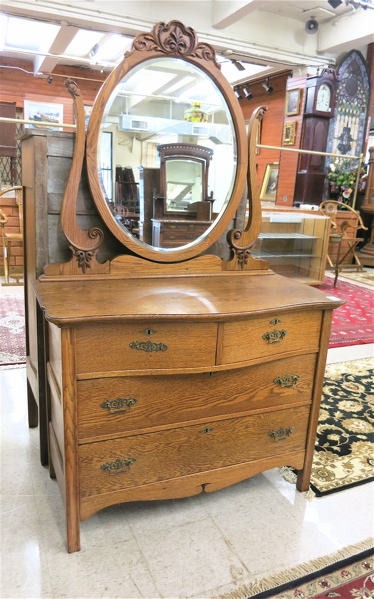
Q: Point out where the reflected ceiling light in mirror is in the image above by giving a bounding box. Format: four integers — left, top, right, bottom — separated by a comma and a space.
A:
165, 76, 195, 95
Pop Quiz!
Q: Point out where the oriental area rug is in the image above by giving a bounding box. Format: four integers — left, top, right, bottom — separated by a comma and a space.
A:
309, 357, 374, 497
0, 294, 26, 366
215, 539, 373, 599
318, 277, 374, 348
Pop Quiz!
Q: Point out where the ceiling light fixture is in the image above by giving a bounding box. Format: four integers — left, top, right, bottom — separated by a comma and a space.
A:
243, 86, 253, 100
47, 75, 53, 84
234, 89, 243, 101
263, 78, 273, 94
327, 0, 343, 8
231, 59, 246, 71
89, 43, 100, 59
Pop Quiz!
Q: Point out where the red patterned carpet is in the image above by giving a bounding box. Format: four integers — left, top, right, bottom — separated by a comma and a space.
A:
0, 294, 26, 366
318, 277, 374, 348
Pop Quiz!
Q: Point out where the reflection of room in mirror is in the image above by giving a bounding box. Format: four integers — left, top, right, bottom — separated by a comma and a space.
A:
97, 56, 237, 250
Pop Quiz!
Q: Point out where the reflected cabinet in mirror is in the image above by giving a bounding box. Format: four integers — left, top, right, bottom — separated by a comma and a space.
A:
86, 22, 247, 262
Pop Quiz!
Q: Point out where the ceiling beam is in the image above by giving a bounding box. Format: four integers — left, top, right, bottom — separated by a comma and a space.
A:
34, 23, 79, 73
318, 10, 374, 53
212, 0, 258, 29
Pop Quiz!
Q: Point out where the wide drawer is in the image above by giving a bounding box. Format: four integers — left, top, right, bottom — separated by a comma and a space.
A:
220, 310, 321, 365
77, 354, 316, 440
79, 405, 310, 498
76, 321, 217, 374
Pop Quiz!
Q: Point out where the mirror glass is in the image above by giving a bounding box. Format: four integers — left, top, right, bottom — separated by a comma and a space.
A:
166, 159, 203, 212
98, 56, 237, 250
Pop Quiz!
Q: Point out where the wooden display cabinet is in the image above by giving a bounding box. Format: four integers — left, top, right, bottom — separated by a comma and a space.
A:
252, 210, 330, 285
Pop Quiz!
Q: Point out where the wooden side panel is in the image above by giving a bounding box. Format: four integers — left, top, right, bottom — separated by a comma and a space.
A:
48, 322, 62, 397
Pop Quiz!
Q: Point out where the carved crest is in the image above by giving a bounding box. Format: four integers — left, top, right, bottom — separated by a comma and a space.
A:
131, 20, 220, 69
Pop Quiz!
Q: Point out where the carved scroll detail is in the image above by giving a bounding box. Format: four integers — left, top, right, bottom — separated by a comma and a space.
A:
60, 78, 104, 272
131, 21, 220, 69
227, 106, 269, 270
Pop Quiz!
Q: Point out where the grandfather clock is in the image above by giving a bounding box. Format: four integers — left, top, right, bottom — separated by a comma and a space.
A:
294, 67, 339, 206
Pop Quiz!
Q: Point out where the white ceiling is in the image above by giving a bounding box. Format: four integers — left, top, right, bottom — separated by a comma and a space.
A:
0, 0, 373, 83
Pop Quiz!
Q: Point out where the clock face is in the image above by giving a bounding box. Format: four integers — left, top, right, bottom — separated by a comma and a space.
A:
316, 83, 331, 112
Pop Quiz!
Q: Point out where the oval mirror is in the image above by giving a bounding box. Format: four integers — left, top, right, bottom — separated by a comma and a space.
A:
86, 23, 247, 262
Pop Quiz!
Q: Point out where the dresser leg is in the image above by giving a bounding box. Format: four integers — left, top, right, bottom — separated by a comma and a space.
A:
27, 379, 38, 428
296, 466, 311, 493
66, 516, 81, 553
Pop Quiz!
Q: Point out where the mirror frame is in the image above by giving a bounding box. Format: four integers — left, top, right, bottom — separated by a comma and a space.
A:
86, 20, 248, 263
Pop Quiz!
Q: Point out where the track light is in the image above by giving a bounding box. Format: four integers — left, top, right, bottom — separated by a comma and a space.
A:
231, 59, 245, 71
263, 78, 273, 94
89, 43, 100, 59
243, 86, 253, 100
47, 75, 53, 84
234, 89, 243, 101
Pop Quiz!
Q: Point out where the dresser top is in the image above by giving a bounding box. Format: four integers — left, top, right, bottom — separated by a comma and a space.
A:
33, 273, 343, 325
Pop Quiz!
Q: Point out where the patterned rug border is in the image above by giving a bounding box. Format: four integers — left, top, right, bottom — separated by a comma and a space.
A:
214, 538, 373, 599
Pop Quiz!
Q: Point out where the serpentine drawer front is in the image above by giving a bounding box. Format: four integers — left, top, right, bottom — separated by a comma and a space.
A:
77, 353, 317, 441
221, 310, 322, 364
76, 321, 218, 374
78, 405, 310, 498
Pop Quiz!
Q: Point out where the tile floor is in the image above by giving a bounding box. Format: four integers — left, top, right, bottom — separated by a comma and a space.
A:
1, 278, 373, 599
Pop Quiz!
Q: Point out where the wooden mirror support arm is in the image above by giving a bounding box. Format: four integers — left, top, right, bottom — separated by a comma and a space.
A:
226, 106, 269, 270
59, 78, 104, 273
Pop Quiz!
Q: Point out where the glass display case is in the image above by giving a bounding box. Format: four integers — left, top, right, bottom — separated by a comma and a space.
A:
252, 210, 330, 285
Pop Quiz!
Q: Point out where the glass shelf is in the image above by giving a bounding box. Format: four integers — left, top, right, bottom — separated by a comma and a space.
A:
254, 210, 330, 285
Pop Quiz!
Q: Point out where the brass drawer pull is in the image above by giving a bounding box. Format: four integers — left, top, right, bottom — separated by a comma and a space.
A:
274, 375, 300, 388
262, 329, 287, 344
200, 427, 213, 434
100, 397, 137, 415
268, 427, 294, 441
101, 458, 136, 475
130, 340, 168, 352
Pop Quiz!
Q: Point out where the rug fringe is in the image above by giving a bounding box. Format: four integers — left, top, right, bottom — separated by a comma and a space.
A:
214, 538, 373, 599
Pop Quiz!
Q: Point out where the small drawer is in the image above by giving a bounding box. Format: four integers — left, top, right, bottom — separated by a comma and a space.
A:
79, 404, 310, 498
220, 310, 321, 365
76, 321, 217, 375
77, 353, 316, 440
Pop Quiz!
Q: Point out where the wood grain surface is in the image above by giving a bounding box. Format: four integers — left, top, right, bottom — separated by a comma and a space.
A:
77, 354, 316, 441
34, 273, 343, 325
79, 405, 310, 498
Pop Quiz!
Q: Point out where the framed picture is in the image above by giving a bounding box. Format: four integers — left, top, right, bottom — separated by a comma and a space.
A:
24, 100, 63, 130
260, 163, 279, 201
283, 121, 297, 145
285, 89, 301, 116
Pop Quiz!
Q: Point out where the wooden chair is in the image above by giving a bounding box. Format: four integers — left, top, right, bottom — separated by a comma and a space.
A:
0, 185, 23, 285
320, 200, 368, 286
